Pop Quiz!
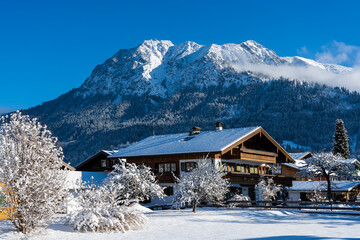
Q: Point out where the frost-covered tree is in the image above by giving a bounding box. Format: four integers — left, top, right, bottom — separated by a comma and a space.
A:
306, 182, 326, 209
68, 180, 147, 232
255, 178, 281, 201
172, 158, 229, 213
103, 162, 164, 203
299, 152, 354, 201
0, 111, 68, 233
333, 119, 350, 159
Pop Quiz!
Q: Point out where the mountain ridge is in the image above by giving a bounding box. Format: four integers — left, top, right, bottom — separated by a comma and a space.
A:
24, 40, 360, 165
78, 39, 352, 98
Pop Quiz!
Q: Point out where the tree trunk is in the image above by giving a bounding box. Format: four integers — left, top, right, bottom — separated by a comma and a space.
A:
193, 199, 197, 213
325, 175, 332, 202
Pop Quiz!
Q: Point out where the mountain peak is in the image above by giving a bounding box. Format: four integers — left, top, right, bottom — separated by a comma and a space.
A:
78, 39, 353, 98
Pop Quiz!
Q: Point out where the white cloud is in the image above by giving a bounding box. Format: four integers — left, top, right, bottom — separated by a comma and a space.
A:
233, 63, 360, 92
296, 46, 310, 56
315, 41, 360, 67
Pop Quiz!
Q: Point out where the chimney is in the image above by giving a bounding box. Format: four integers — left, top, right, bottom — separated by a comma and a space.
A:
189, 126, 201, 136
216, 122, 223, 131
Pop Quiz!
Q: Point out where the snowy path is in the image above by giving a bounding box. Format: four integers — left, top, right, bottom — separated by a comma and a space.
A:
1, 208, 360, 240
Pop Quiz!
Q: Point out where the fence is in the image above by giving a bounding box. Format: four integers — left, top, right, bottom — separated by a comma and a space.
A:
226, 200, 360, 211
148, 200, 360, 211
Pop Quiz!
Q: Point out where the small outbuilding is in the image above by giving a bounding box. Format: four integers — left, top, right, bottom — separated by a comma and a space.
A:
287, 180, 360, 202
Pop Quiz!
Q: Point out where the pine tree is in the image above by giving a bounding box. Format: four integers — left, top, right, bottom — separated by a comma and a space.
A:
333, 119, 350, 159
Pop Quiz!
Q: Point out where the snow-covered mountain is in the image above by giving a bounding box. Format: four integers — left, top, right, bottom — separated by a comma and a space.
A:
78, 39, 352, 98
24, 40, 360, 165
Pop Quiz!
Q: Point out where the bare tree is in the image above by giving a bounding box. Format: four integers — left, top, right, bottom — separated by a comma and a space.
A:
255, 178, 282, 202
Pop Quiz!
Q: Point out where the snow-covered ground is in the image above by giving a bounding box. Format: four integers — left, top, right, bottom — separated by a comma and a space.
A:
1, 208, 359, 240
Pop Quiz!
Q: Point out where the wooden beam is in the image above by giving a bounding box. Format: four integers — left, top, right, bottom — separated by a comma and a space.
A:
240, 147, 278, 157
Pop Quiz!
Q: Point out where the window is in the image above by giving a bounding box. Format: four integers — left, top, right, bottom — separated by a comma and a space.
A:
171, 163, 176, 172
164, 164, 171, 172
164, 186, 174, 196
101, 159, 107, 168
181, 162, 185, 171
158, 164, 164, 173
158, 163, 177, 173
185, 162, 197, 172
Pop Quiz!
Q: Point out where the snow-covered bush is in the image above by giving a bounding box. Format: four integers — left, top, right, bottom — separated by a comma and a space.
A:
172, 158, 229, 213
299, 152, 354, 201
103, 162, 164, 204
227, 194, 251, 208
0, 111, 68, 233
306, 184, 326, 205
256, 178, 282, 201
68, 181, 147, 232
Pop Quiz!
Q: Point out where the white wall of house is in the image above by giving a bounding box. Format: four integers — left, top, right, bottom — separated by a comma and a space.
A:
288, 192, 301, 201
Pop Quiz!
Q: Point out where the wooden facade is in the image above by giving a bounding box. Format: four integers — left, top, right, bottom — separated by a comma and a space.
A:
107, 127, 295, 189
75, 150, 119, 172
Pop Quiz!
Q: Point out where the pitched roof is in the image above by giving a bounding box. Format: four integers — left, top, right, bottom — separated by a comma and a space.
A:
343, 158, 360, 166
289, 152, 312, 160
75, 150, 118, 169
282, 159, 307, 170
110, 127, 261, 158
288, 181, 360, 192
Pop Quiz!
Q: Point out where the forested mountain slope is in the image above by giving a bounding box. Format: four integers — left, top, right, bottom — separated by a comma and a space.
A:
24, 40, 360, 165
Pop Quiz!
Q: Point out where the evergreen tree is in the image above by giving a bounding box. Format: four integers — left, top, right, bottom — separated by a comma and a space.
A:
333, 119, 350, 159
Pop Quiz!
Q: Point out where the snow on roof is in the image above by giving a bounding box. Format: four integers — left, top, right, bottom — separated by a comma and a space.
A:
289, 152, 311, 160
110, 127, 260, 158
75, 150, 118, 169
102, 150, 118, 155
343, 158, 360, 166
288, 181, 360, 192
282, 159, 307, 170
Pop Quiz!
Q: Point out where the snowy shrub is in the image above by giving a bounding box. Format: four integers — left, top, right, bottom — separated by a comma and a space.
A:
306, 188, 326, 204
68, 181, 147, 233
256, 178, 282, 201
172, 158, 229, 213
103, 162, 164, 204
227, 194, 251, 208
0, 111, 68, 233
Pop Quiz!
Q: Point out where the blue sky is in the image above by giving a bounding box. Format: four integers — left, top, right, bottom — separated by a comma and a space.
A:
1, 0, 360, 112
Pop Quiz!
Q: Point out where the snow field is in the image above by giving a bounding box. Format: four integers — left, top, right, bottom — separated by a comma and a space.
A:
1, 208, 359, 240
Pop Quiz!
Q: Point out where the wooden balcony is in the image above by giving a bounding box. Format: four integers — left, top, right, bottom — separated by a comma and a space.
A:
226, 172, 293, 186
239, 147, 277, 163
